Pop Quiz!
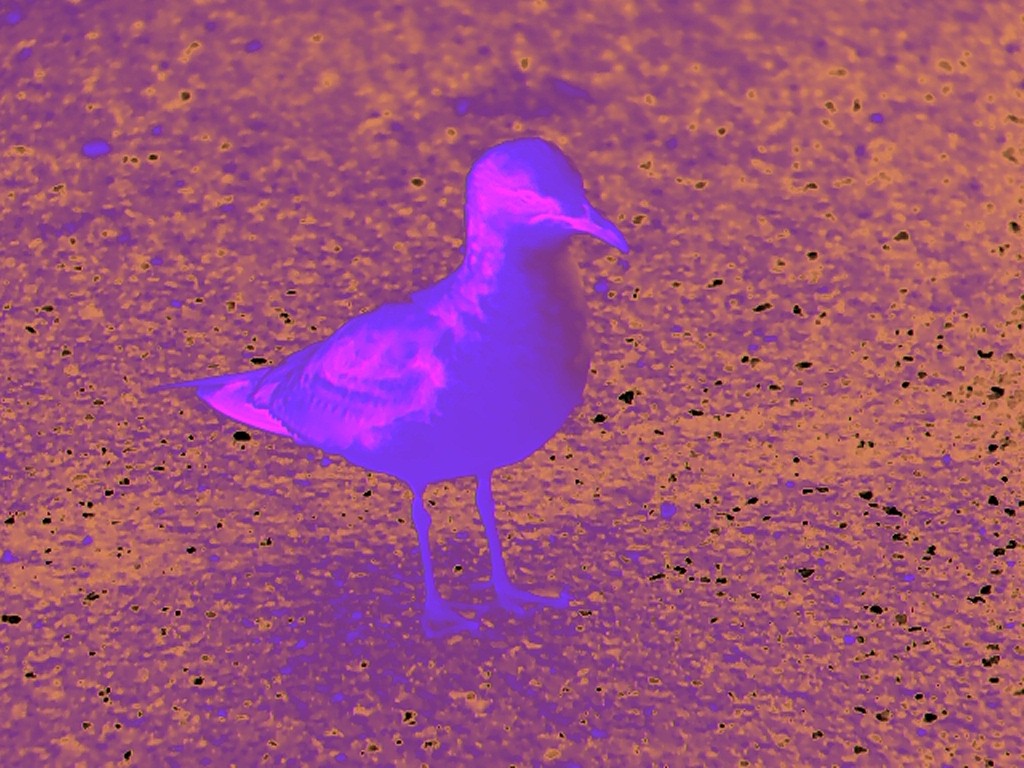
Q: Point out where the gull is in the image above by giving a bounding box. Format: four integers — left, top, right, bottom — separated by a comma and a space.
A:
158, 137, 629, 635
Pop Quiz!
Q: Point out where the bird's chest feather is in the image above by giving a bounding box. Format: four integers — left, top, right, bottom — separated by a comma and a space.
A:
448, 255, 591, 417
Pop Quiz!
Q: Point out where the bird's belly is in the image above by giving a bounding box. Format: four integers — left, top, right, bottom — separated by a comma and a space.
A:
387, 339, 584, 479
453, 326, 589, 454
447, 276, 591, 466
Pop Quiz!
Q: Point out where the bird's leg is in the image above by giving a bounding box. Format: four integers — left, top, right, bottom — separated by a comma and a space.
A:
410, 487, 478, 636
476, 473, 570, 613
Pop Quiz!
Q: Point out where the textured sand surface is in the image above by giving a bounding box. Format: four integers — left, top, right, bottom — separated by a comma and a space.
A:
2, 1, 1022, 765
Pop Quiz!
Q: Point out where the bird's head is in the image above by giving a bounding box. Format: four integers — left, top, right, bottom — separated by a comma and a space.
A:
465, 137, 629, 257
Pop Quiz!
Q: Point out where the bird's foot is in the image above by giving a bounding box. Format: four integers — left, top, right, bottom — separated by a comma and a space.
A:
491, 582, 570, 615
422, 597, 479, 638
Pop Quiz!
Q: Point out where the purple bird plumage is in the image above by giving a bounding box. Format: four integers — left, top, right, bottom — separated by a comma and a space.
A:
158, 137, 629, 635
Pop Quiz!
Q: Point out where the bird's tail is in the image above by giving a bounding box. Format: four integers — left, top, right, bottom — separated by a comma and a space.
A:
149, 370, 294, 438
147, 371, 252, 395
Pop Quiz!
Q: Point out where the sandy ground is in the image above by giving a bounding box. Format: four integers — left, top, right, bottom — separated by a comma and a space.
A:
2, 0, 1022, 765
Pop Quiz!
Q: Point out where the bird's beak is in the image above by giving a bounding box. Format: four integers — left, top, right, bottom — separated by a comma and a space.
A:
532, 203, 630, 254
575, 203, 630, 254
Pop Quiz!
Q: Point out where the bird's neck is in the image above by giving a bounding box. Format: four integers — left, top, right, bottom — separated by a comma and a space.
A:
429, 222, 584, 338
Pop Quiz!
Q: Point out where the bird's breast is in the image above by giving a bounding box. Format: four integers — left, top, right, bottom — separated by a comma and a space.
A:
432, 254, 591, 460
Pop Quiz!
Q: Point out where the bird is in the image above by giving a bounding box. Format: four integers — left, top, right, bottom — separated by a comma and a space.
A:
156, 137, 629, 635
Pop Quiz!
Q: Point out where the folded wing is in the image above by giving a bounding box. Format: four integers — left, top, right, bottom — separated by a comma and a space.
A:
263, 303, 449, 452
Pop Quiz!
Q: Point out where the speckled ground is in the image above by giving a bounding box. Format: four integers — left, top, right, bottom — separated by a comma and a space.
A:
2, 0, 1023, 765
